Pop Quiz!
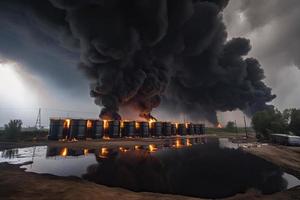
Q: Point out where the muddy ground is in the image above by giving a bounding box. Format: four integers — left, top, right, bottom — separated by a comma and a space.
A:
0, 135, 300, 200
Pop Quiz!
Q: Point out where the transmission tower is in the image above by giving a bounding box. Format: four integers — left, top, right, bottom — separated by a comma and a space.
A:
35, 108, 42, 130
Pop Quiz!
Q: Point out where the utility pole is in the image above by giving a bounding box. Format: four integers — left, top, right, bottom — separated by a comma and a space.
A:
35, 108, 42, 130
243, 115, 248, 139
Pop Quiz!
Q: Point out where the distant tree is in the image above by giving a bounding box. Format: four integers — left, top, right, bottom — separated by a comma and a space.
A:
4, 119, 23, 140
226, 121, 236, 132
252, 109, 288, 139
289, 109, 300, 136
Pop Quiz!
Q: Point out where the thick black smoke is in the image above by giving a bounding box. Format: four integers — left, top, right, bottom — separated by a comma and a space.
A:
0, 0, 275, 123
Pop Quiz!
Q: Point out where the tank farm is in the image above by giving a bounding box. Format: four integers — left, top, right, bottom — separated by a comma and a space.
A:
48, 119, 205, 140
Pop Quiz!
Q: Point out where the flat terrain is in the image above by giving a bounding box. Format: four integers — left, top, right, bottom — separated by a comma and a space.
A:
1, 134, 300, 200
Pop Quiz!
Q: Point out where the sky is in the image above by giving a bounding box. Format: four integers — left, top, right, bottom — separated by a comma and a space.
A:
0, 0, 299, 127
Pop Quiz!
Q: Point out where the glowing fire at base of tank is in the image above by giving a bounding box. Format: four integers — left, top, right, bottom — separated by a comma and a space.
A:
186, 138, 192, 146
119, 147, 129, 152
103, 136, 110, 140
175, 139, 181, 148
84, 148, 89, 156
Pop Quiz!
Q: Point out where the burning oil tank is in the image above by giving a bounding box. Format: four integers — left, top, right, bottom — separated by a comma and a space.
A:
150, 122, 162, 137
70, 119, 87, 139
121, 121, 135, 137
171, 123, 177, 135
162, 122, 171, 136
186, 123, 195, 135
93, 120, 104, 139
177, 123, 187, 135
107, 120, 120, 138
136, 122, 149, 137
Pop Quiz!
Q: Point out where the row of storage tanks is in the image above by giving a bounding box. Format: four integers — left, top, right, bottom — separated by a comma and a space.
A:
48, 118, 205, 140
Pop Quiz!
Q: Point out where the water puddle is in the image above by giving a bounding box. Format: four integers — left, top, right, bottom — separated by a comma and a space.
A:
1, 137, 299, 198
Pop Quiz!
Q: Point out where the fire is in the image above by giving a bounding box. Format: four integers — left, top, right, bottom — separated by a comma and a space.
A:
175, 139, 181, 148
186, 138, 192, 146
120, 121, 124, 128
64, 119, 71, 128
149, 144, 157, 152
185, 123, 189, 129
119, 147, 129, 152
134, 145, 141, 150
99, 147, 109, 158
60, 147, 68, 157
135, 121, 140, 129
86, 120, 93, 128
217, 123, 223, 128
148, 118, 156, 129
103, 120, 109, 129
175, 123, 178, 129
84, 148, 89, 156
103, 136, 110, 140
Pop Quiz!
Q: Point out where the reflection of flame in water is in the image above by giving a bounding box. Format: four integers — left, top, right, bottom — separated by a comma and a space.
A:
175, 139, 181, 148
86, 120, 93, 128
99, 148, 109, 158
119, 147, 129, 152
134, 145, 141, 150
64, 119, 71, 128
60, 147, 68, 157
149, 144, 157, 152
84, 149, 89, 156
187, 138, 192, 146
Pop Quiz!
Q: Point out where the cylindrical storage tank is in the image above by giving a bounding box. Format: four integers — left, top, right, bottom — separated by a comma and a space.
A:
70, 119, 87, 139
199, 124, 205, 135
61, 119, 71, 139
138, 122, 149, 137
171, 124, 177, 135
48, 119, 64, 140
187, 123, 195, 135
108, 120, 120, 138
86, 119, 94, 139
93, 120, 104, 139
194, 124, 201, 135
178, 124, 187, 135
122, 121, 135, 137
150, 122, 162, 137
162, 122, 171, 136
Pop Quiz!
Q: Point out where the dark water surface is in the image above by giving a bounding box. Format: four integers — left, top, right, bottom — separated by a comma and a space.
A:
1, 138, 299, 198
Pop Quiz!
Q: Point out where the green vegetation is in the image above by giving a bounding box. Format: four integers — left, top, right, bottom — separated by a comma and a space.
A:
0, 119, 48, 142
252, 108, 300, 139
225, 121, 236, 132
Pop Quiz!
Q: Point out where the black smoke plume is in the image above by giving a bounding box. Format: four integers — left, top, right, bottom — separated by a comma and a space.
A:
0, 0, 275, 123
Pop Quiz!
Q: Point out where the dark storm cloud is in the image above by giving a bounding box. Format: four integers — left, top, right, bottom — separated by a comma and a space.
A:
0, 0, 275, 123
225, 0, 300, 69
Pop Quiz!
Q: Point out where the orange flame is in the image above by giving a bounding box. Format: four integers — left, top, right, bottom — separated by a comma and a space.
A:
175, 123, 178, 129
103, 120, 109, 129
99, 147, 109, 158
186, 138, 192, 146
148, 119, 156, 129
135, 121, 140, 129
134, 145, 141, 150
175, 139, 181, 148
64, 119, 71, 128
86, 120, 93, 128
60, 147, 68, 157
217, 123, 223, 128
120, 121, 124, 128
84, 148, 89, 156
103, 136, 110, 140
119, 147, 129, 152
149, 144, 157, 152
